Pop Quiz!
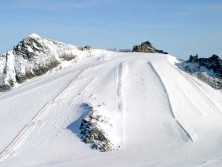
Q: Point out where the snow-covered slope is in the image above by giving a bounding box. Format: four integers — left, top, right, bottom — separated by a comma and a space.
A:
0, 37, 222, 167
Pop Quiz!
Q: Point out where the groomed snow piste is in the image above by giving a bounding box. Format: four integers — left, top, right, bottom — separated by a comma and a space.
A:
0, 50, 222, 167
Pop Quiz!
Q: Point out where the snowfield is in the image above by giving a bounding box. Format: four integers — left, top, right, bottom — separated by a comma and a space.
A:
0, 50, 222, 167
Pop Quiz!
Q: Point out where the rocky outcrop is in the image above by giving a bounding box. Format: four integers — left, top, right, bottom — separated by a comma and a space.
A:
79, 45, 92, 51
132, 41, 168, 54
79, 103, 114, 152
187, 54, 222, 78
177, 54, 222, 90
133, 41, 155, 53
0, 33, 79, 91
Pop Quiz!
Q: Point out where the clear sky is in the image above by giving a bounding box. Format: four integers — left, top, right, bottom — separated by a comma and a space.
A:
0, 0, 221, 59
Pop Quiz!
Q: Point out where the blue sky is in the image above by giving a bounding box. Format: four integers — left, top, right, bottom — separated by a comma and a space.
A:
0, 0, 221, 59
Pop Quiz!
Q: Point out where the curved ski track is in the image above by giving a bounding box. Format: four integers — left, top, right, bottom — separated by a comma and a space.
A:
168, 61, 222, 115
0, 69, 86, 160
148, 62, 193, 142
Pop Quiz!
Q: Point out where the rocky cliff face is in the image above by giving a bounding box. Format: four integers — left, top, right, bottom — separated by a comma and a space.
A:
187, 54, 222, 78
132, 41, 168, 54
0, 33, 79, 91
177, 54, 222, 90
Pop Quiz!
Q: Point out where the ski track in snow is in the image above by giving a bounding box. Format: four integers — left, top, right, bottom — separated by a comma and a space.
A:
0, 55, 119, 161
0, 60, 94, 160
115, 63, 124, 145
116, 63, 123, 113
0, 70, 75, 101
185, 74, 222, 115
1, 53, 222, 166
195, 159, 222, 167
148, 62, 193, 142
176, 84, 204, 116
0, 56, 105, 101
0, 69, 86, 161
168, 61, 222, 115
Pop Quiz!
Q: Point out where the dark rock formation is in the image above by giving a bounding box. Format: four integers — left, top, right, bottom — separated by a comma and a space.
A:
187, 54, 222, 78
177, 54, 222, 90
79, 45, 92, 51
80, 117, 113, 152
14, 35, 50, 60
132, 41, 168, 54
79, 103, 113, 152
133, 41, 155, 53
83, 45, 92, 51
187, 54, 198, 63
0, 84, 11, 92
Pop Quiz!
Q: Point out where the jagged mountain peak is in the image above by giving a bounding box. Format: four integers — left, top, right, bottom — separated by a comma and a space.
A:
0, 34, 80, 91
13, 34, 49, 57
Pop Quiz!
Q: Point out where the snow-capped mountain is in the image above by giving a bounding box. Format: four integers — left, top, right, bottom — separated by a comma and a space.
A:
0, 34, 222, 167
0, 33, 82, 91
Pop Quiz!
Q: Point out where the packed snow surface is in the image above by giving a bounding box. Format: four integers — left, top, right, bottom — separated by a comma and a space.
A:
0, 51, 222, 167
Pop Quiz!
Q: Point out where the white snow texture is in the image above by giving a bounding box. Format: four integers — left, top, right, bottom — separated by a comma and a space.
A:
0, 34, 222, 167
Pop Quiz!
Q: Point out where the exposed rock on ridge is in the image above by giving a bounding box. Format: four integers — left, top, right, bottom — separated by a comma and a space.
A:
132, 41, 168, 54
79, 103, 115, 152
177, 54, 222, 90
187, 54, 222, 78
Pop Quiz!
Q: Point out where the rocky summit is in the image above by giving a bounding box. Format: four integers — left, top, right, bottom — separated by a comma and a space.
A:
132, 41, 168, 54
0, 34, 79, 91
